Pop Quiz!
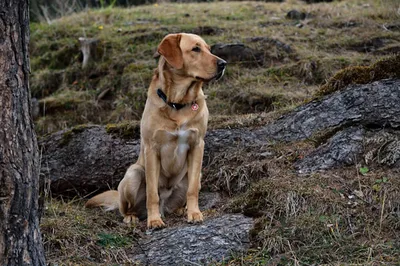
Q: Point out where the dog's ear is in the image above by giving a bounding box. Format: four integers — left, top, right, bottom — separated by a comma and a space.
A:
157, 34, 183, 69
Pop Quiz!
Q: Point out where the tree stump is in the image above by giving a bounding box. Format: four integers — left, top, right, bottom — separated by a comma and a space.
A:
78, 37, 100, 68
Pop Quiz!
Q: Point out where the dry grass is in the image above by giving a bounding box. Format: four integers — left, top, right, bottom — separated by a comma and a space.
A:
30, 0, 400, 134
41, 137, 400, 265
37, 0, 400, 264
41, 198, 141, 265
223, 140, 400, 265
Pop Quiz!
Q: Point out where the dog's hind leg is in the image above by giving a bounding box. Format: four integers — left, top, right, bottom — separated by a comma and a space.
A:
164, 176, 188, 215
118, 164, 146, 224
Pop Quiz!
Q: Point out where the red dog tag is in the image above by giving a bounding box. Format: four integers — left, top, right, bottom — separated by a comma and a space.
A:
191, 103, 199, 111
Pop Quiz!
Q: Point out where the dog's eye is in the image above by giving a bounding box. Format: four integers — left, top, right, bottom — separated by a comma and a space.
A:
192, 47, 201, 53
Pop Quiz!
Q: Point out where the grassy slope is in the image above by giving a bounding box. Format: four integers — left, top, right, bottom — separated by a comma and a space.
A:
31, 0, 399, 134
36, 0, 400, 265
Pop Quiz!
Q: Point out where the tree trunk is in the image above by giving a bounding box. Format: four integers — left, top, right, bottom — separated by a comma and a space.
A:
0, 0, 46, 265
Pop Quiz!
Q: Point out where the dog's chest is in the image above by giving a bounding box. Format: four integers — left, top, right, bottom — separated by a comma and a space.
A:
156, 127, 198, 180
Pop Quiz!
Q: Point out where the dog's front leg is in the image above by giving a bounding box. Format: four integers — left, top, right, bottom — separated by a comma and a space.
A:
186, 139, 204, 223
144, 143, 165, 228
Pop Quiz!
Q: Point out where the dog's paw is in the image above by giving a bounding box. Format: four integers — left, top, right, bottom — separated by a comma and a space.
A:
147, 217, 166, 229
123, 215, 138, 224
187, 211, 203, 223
174, 207, 186, 216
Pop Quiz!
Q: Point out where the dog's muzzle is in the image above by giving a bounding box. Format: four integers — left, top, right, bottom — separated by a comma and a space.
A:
215, 59, 227, 81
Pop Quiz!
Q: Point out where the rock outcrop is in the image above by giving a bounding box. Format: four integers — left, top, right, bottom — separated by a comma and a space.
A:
40, 79, 400, 195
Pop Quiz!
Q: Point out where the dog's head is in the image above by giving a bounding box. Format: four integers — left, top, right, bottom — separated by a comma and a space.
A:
157, 33, 226, 82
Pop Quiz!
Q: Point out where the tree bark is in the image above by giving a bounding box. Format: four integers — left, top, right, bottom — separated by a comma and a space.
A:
0, 0, 46, 265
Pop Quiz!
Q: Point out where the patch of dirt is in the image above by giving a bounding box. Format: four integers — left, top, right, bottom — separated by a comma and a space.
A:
246, 36, 293, 54
230, 91, 280, 113
129, 31, 167, 44
189, 26, 224, 36
373, 44, 400, 55
348, 37, 389, 53
332, 20, 359, 28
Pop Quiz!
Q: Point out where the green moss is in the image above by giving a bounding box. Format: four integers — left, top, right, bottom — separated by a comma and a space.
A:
39, 90, 93, 112
123, 62, 149, 72
105, 121, 140, 139
96, 233, 132, 248
308, 125, 347, 147
60, 130, 74, 147
316, 54, 400, 97
59, 124, 92, 146
32, 42, 79, 70
30, 69, 64, 98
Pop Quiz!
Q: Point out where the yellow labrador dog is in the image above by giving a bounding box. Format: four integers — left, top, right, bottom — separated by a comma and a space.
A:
86, 33, 226, 229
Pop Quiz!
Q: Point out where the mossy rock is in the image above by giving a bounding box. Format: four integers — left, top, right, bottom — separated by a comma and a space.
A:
316, 54, 400, 97
60, 124, 92, 147
106, 121, 141, 139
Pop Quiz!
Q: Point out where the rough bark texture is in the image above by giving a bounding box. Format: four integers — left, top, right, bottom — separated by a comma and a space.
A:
133, 214, 252, 265
39, 79, 400, 195
0, 0, 46, 265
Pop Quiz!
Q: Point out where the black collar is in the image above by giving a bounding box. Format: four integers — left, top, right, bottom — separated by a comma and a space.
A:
157, 88, 189, 110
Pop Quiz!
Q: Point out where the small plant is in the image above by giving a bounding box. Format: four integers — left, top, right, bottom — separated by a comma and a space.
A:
359, 167, 369, 175
97, 233, 132, 248
375, 177, 389, 184
372, 177, 389, 192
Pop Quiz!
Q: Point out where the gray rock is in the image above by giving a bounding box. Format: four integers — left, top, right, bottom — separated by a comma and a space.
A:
211, 43, 264, 65
286, 10, 307, 20
39, 125, 140, 196
39, 79, 400, 196
133, 214, 253, 265
258, 79, 400, 141
199, 192, 222, 210
295, 127, 365, 174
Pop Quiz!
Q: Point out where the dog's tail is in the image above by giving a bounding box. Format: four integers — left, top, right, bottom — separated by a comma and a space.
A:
85, 190, 119, 211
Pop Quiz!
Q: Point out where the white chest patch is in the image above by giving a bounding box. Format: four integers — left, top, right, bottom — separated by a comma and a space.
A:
177, 129, 190, 154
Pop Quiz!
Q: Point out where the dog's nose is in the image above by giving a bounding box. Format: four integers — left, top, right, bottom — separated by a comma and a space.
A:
217, 59, 227, 71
